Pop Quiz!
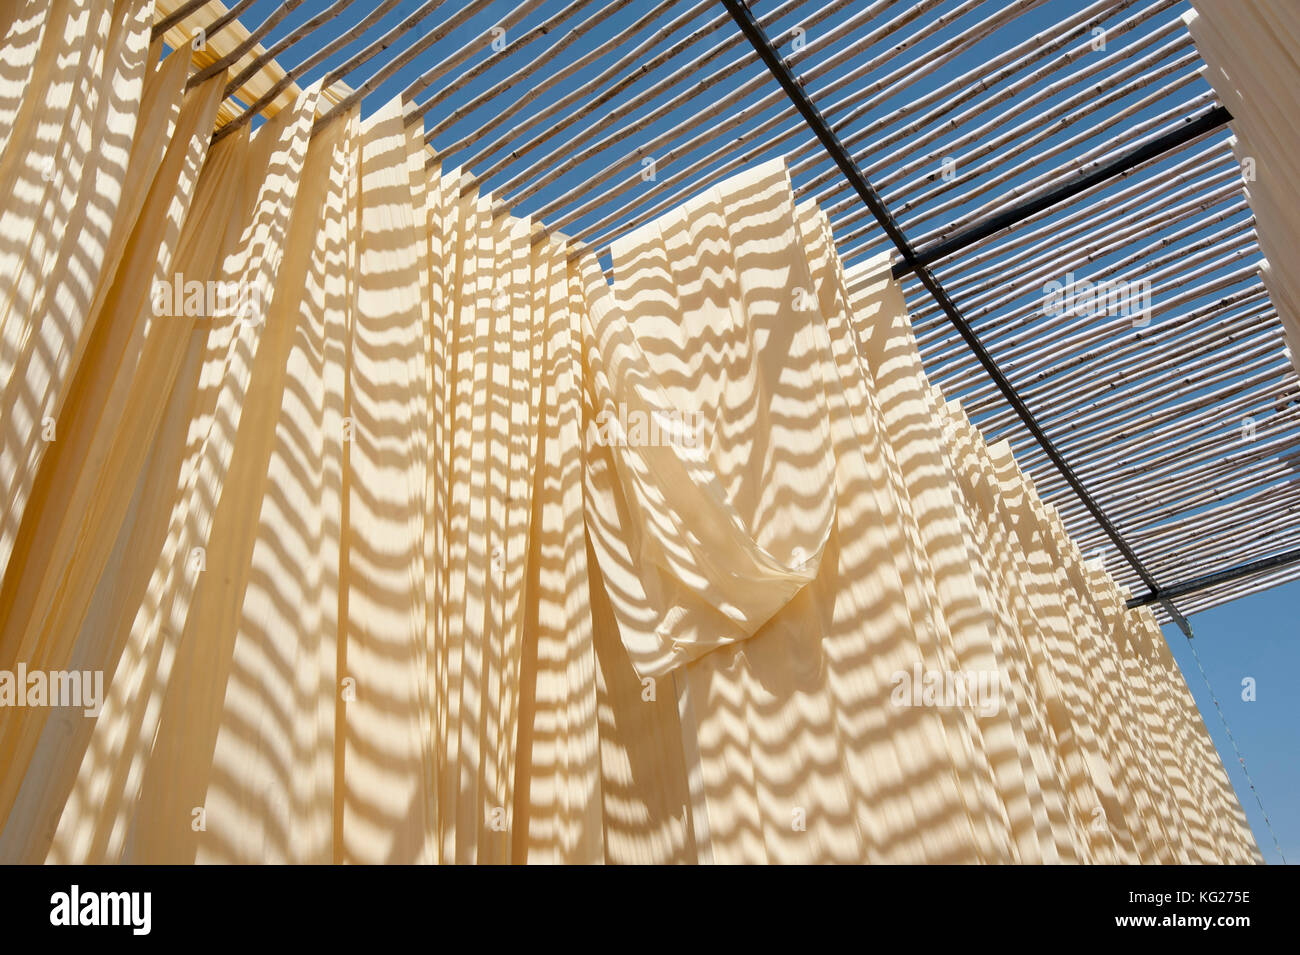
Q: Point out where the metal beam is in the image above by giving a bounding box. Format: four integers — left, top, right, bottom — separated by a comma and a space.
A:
892, 105, 1233, 280
1128, 546, 1300, 608
719, 0, 1179, 617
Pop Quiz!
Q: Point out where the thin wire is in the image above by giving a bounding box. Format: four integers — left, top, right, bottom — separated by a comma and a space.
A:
1183, 628, 1287, 864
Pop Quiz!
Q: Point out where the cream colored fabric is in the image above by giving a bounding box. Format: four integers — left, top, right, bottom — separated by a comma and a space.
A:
0, 1, 1260, 864
0, 0, 155, 585
580, 161, 1255, 863
1186, 0, 1300, 375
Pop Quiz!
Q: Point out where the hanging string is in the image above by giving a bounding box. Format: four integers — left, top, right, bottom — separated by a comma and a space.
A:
1184, 629, 1287, 864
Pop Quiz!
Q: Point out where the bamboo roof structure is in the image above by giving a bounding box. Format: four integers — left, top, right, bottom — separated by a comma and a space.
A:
154, 0, 1300, 628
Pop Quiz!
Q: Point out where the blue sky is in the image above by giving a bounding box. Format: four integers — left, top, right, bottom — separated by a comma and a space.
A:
199, 0, 1298, 862
1164, 581, 1299, 864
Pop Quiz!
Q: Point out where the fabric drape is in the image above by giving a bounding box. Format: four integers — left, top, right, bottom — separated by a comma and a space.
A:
1186, 0, 1300, 377
0, 1, 1261, 864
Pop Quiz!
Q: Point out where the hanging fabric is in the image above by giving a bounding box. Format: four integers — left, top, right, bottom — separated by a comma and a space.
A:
0, 0, 1261, 864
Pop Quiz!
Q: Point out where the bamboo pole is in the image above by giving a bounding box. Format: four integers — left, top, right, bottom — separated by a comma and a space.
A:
222, 0, 353, 97
190, 0, 308, 89
215, 0, 405, 140
939, 217, 1259, 408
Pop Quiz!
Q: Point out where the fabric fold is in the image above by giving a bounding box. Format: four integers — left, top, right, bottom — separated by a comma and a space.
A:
583, 158, 836, 679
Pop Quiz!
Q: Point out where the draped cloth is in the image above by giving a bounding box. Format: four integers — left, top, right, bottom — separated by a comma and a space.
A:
0, 0, 1261, 864
1186, 0, 1300, 378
